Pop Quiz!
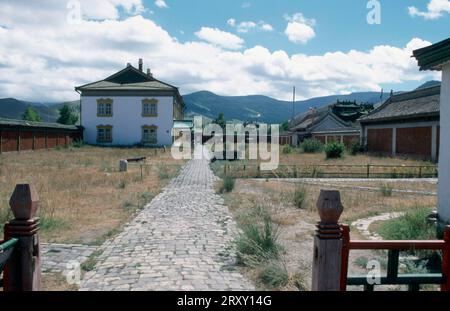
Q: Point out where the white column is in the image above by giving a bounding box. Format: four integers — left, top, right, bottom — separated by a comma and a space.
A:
392, 127, 397, 157
438, 63, 450, 225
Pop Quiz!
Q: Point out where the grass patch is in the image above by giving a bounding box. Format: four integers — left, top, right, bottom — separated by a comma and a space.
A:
380, 184, 393, 197
81, 249, 103, 272
378, 207, 436, 241
258, 261, 289, 288
218, 176, 236, 194
292, 186, 307, 209
235, 207, 281, 267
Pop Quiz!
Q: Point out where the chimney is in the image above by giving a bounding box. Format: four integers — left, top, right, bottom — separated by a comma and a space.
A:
126, 62, 131, 67
147, 68, 153, 78
138, 58, 143, 71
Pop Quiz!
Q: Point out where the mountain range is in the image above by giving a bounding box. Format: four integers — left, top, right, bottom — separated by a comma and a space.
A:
0, 81, 440, 124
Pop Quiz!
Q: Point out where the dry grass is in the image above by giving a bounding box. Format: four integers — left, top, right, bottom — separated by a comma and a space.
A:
41, 273, 79, 291
0, 146, 184, 244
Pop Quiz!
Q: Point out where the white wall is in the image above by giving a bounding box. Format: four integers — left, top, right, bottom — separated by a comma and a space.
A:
438, 63, 450, 225
81, 96, 174, 146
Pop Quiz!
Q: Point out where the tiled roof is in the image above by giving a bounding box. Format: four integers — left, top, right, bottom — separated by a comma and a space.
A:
75, 65, 179, 92
413, 38, 450, 71
0, 118, 79, 130
359, 85, 440, 123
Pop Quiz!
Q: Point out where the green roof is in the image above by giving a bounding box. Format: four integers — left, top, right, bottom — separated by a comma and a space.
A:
0, 118, 79, 130
413, 38, 450, 71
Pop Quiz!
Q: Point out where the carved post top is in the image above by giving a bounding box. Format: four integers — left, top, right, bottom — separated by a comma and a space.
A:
316, 190, 344, 239
317, 190, 343, 225
9, 184, 39, 220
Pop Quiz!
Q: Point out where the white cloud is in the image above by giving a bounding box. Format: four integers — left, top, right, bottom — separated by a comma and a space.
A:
0, 1, 438, 102
155, 0, 168, 9
227, 18, 236, 27
195, 27, 245, 50
228, 19, 274, 33
408, 0, 450, 19
284, 13, 316, 44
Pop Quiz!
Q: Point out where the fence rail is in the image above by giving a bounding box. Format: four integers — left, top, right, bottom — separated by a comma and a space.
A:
218, 163, 438, 179
311, 189, 450, 292
341, 225, 450, 291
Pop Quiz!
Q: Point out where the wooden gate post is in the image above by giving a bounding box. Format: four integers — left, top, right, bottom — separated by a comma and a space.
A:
311, 190, 344, 291
3, 184, 42, 291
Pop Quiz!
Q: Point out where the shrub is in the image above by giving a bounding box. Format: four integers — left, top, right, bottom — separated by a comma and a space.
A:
235, 214, 281, 266
349, 141, 362, 155
219, 176, 235, 193
325, 142, 345, 159
380, 184, 393, 197
292, 186, 307, 209
301, 139, 323, 153
117, 180, 126, 189
282, 144, 292, 154
157, 165, 169, 179
378, 207, 436, 241
259, 261, 289, 288
72, 139, 84, 148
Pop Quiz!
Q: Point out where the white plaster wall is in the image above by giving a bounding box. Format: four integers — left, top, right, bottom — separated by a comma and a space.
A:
81, 96, 174, 146
438, 63, 450, 224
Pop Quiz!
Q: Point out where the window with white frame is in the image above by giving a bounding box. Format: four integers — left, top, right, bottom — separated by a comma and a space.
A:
97, 99, 113, 117
97, 126, 112, 143
142, 126, 157, 144
142, 99, 158, 116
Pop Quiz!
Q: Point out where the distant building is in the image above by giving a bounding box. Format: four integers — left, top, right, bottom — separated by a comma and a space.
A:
359, 85, 440, 162
75, 59, 184, 146
289, 101, 369, 147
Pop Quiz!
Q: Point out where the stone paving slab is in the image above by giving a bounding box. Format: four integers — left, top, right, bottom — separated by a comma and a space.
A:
80, 159, 254, 291
41, 243, 98, 273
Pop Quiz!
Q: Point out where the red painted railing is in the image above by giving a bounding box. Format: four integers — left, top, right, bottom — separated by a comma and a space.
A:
340, 225, 450, 291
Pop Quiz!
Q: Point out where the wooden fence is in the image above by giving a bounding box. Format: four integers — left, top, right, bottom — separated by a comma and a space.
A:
311, 190, 450, 291
0, 184, 42, 291
219, 163, 438, 179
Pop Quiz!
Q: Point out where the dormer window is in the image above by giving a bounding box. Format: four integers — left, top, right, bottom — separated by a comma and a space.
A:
97, 99, 113, 117
142, 98, 158, 117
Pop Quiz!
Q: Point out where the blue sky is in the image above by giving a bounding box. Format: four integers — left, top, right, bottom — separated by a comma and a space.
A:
0, 0, 449, 101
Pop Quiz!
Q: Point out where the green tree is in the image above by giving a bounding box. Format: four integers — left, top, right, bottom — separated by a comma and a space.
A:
22, 106, 42, 122
214, 112, 226, 129
57, 104, 78, 125
280, 120, 290, 132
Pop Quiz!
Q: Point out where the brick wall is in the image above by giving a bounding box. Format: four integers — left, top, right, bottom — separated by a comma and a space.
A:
367, 128, 392, 154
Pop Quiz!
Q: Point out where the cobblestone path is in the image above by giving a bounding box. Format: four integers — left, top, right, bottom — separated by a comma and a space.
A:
80, 159, 254, 291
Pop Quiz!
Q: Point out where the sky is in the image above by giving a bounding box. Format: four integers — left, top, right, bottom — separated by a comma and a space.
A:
0, 0, 449, 102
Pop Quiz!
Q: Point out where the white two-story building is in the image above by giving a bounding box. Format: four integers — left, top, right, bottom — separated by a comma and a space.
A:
75, 59, 184, 146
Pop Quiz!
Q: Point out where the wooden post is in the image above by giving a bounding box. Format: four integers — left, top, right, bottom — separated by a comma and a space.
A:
3, 184, 42, 291
366, 164, 370, 178
0, 129, 2, 154
442, 226, 450, 291
45, 130, 48, 149
311, 190, 344, 291
32, 132, 36, 150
